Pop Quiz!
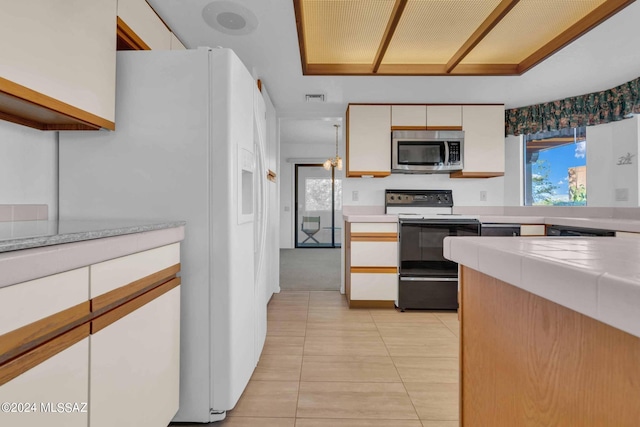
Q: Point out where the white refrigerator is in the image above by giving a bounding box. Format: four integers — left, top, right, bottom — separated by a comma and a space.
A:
59, 48, 269, 422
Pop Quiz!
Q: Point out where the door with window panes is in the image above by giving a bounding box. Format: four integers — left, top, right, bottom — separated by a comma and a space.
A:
294, 164, 342, 248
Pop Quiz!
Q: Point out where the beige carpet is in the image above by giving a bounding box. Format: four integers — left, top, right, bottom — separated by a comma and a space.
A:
279, 248, 341, 291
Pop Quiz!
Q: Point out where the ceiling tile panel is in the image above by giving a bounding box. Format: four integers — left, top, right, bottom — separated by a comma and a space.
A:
461, 0, 607, 64
302, 0, 395, 64
382, 0, 502, 65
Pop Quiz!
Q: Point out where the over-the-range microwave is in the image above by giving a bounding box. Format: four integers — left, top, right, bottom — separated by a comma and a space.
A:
391, 130, 464, 173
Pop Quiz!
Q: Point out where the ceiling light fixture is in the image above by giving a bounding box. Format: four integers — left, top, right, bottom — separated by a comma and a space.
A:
323, 124, 342, 171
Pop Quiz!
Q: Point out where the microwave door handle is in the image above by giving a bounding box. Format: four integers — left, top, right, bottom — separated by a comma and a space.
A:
444, 141, 449, 165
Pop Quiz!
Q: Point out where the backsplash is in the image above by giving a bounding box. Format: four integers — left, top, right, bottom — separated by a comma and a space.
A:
0, 205, 48, 222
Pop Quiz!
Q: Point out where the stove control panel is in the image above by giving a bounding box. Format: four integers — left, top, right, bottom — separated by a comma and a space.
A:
385, 189, 453, 208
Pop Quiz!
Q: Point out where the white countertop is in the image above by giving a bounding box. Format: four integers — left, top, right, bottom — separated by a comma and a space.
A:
444, 236, 640, 339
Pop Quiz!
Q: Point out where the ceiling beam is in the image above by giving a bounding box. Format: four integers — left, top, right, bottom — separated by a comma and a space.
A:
372, 0, 408, 73
445, 0, 520, 73
292, 0, 308, 75
517, 0, 636, 74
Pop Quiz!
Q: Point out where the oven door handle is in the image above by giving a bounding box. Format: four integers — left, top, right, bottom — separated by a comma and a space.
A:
399, 277, 458, 282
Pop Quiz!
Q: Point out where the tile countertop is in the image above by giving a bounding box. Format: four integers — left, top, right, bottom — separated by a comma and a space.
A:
444, 236, 640, 339
343, 213, 640, 232
0, 219, 186, 253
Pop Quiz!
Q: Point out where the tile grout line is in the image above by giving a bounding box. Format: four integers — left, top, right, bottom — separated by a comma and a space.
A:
370, 308, 423, 423
293, 291, 311, 422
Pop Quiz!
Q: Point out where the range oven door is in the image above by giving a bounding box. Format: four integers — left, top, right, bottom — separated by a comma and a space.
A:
397, 219, 479, 310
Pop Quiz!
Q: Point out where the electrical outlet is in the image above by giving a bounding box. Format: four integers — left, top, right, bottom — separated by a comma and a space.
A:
352, 191, 359, 201
480, 191, 487, 202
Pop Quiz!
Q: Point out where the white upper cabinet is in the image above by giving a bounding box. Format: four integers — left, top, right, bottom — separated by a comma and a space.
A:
0, 0, 117, 130
170, 33, 187, 50
427, 105, 462, 128
456, 105, 505, 177
118, 0, 172, 50
347, 105, 392, 177
391, 105, 426, 128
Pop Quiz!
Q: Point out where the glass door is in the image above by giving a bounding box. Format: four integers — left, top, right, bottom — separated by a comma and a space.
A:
294, 164, 342, 248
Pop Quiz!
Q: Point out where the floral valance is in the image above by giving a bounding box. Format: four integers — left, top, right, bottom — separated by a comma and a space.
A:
505, 76, 640, 136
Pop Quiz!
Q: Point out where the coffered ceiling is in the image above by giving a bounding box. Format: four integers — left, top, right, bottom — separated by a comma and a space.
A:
294, 0, 634, 76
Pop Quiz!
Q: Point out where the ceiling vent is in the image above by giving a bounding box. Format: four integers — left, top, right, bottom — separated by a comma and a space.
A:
305, 94, 325, 103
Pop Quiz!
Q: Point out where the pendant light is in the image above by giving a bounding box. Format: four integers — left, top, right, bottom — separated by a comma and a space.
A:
323, 124, 342, 171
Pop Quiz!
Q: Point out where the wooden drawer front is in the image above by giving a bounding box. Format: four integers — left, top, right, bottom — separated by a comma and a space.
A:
0, 336, 89, 427
351, 222, 397, 233
90, 243, 180, 298
0, 268, 89, 335
351, 241, 397, 267
350, 273, 397, 300
520, 224, 545, 236
90, 287, 180, 427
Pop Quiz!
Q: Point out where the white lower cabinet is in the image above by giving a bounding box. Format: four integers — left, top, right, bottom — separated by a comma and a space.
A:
350, 273, 398, 300
0, 338, 89, 427
90, 287, 180, 427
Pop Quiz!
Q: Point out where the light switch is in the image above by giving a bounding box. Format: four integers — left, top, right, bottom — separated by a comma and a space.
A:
352, 191, 359, 201
284, 206, 290, 212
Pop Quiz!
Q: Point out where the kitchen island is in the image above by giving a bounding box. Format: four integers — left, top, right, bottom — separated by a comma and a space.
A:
444, 236, 640, 426
0, 220, 185, 427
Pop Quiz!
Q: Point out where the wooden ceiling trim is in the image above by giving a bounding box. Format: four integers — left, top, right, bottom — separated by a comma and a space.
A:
372, 0, 409, 73
292, 0, 308, 74
445, 0, 521, 73
305, 63, 378, 75
517, 0, 635, 74
376, 63, 448, 75
444, 63, 519, 75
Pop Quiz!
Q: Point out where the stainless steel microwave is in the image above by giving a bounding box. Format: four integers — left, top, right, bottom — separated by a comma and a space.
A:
391, 130, 464, 173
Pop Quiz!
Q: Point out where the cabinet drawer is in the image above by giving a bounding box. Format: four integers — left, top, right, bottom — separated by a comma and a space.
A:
351, 223, 398, 233
350, 273, 397, 300
351, 241, 397, 267
90, 243, 180, 298
0, 268, 89, 335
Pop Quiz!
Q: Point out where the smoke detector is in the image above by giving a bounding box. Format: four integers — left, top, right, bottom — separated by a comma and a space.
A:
202, 1, 258, 36
305, 94, 325, 103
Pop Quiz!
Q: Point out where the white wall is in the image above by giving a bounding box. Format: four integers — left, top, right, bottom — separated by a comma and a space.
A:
503, 135, 523, 206
279, 141, 342, 248
342, 174, 505, 208
0, 121, 58, 219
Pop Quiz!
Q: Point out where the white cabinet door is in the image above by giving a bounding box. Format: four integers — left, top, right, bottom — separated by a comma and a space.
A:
90, 287, 180, 427
0, 338, 89, 427
170, 33, 186, 50
391, 105, 426, 127
0, 0, 117, 125
350, 273, 398, 300
118, 0, 171, 50
347, 105, 392, 177
427, 105, 462, 128
460, 105, 505, 175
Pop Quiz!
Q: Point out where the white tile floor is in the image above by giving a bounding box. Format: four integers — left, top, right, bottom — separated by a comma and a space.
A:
173, 291, 460, 426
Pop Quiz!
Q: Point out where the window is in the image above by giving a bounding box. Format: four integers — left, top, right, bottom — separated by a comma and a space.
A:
305, 178, 342, 211
524, 127, 587, 206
